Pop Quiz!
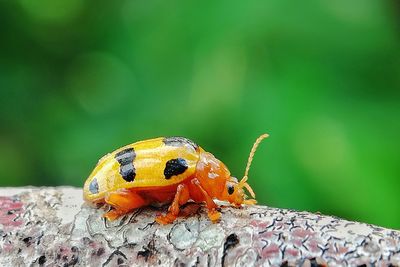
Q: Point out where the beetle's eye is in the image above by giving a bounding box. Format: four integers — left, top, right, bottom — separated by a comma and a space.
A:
227, 184, 234, 195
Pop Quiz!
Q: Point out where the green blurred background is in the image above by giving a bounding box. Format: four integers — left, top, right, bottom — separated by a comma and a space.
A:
0, 1, 399, 229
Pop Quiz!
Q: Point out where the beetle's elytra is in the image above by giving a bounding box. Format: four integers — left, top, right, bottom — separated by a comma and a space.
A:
83, 134, 268, 224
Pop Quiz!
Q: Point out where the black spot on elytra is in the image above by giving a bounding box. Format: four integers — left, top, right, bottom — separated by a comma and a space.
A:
163, 136, 198, 151
115, 147, 136, 182
164, 158, 188, 179
89, 178, 99, 194
221, 233, 239, 267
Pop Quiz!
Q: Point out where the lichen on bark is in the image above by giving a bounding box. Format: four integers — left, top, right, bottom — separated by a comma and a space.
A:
0, 187, 399, 266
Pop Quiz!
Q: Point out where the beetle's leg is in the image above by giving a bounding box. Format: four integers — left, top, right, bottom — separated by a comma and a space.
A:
191, 178, 221, 222
104, 189, 148, 221
155, 184, 190, 225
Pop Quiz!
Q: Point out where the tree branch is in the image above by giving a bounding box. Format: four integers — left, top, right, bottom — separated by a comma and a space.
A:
0, 187, 399, 266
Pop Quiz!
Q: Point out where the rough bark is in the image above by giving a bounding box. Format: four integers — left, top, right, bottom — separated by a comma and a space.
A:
0, 187, 399, 267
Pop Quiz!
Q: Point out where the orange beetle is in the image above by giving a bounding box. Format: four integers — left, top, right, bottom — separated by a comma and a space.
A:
83, 134, 268, 224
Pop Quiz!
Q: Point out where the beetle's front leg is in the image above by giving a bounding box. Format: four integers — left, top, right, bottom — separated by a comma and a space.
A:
155, 184, 190, 224
191, 178, 221, 222
104, 189, 148, 221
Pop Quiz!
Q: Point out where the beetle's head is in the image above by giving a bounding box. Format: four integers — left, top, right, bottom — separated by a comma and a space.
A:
222, 134, 269, 206
220, 177, 251, 206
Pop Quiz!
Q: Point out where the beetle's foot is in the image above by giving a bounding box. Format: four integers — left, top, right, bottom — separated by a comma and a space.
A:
155, 213, 177, 225
208, 209, 221, 222
103, 209, 125, 221
243, 199, 257, 205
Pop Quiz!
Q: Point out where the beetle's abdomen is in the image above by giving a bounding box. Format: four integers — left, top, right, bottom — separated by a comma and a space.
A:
83, 137, 201, 201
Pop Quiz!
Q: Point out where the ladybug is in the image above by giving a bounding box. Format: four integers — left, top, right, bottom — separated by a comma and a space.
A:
83, 134, 268, 224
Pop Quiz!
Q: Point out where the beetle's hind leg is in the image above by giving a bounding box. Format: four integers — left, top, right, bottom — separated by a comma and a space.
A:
155, 184, 190, 225
104, 189, 148, 221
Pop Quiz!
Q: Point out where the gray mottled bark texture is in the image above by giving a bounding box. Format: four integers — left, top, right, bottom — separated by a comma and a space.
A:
0, 187, 399, 267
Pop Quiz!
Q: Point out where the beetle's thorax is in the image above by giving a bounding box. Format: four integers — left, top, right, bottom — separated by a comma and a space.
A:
194, 150, 231, 200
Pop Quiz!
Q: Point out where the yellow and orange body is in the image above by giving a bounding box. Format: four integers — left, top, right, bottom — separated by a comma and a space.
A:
83, 135, 268, 224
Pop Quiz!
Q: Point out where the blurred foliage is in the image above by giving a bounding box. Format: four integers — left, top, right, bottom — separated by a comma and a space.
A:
0, 0, 399, 229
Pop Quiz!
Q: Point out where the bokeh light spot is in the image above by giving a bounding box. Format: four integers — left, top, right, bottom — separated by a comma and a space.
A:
67, 52, 134, 114
294, 116, 350, 179
18, 0, 83, 24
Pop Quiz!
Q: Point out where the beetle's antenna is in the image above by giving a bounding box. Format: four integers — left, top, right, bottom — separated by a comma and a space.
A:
239, 133, 269, 199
